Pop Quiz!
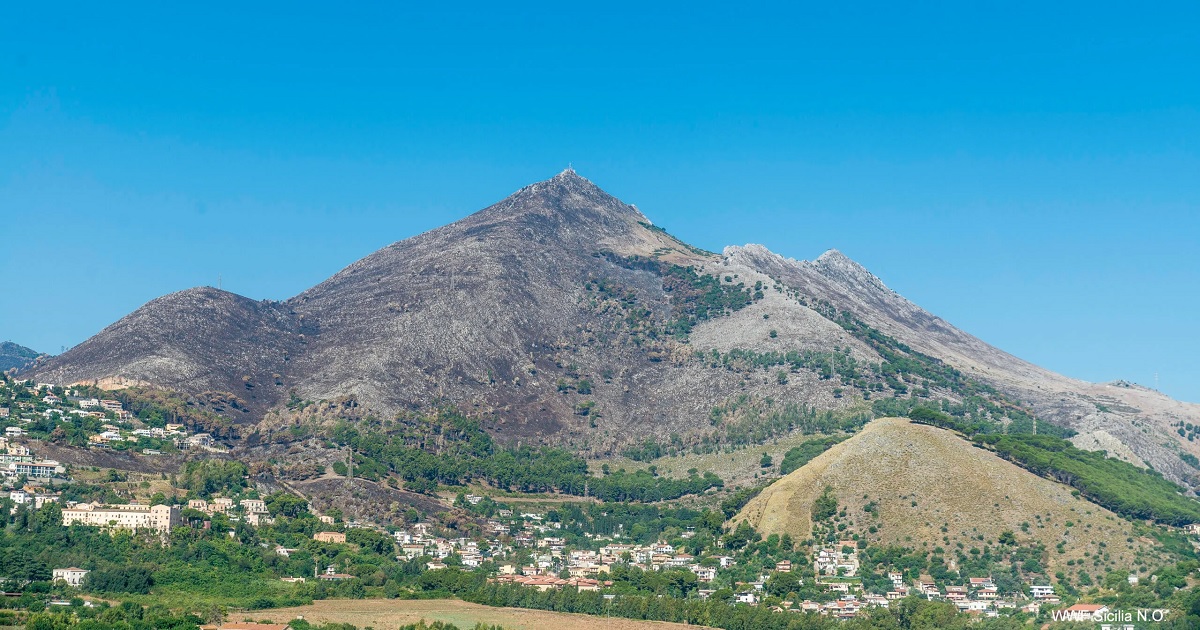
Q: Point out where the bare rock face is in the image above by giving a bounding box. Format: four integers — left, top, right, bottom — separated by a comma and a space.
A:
725, 243, 1200, 486
28, 170, 1200, 485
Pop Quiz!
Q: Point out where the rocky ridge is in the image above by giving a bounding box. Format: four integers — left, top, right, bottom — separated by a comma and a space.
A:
26, 170, 1200, 488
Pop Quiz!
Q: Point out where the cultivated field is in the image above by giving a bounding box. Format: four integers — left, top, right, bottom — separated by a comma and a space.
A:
241, 598, 712, 630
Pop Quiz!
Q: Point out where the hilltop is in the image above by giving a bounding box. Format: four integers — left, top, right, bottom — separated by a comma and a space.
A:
25, 171, 1200, 489
0, 341, 44, 372
733, 418, 1167, 575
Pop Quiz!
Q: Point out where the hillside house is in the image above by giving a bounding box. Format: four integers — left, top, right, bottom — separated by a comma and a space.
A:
240, 498, 267, 513
968, 577, 994, 589
1059, 603, 1108, 622
313, 531, 346, 543
735, 592, 759, 605
693, 566, 717, 582
52, 567, 89, 587
185, 433, 215, 448
317, 566, 355, 581
1030, 585, 1055, 599
5, 460, 65, 478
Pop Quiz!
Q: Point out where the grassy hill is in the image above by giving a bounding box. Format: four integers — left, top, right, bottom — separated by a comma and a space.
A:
734, 417, 1174, 575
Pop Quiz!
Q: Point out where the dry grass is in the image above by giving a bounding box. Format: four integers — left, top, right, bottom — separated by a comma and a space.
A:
241, 598, 711, 630
735, 417, 1167, 573
70, 467, 177, 503
587, 428, 850, 489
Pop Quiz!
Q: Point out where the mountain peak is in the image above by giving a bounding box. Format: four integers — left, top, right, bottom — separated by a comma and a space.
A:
814, 248, 858, 268
527, 168, 605, 197
458, 170, 648, 241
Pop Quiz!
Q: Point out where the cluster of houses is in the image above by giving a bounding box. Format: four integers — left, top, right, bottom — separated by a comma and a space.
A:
0, 434, 65, 480
1, 484, 62, 512
490, 574, 612, 591
0, 380, 213, 454
187, 497, 274, 526
813, 541, 861, 577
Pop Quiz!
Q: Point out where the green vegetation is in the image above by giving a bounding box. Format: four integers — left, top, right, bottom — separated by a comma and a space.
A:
908, 407, 1200, 526
329, 408, 722, 502
603, 254, 760, 338
979, 433, 1200, 526
719, 484, 767, 518
178, 460, 249, 497
21, 606, 202, 630
779, 436, 848, 474
811, 486, 838, 521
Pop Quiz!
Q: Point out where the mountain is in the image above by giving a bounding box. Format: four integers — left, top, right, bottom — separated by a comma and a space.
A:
733, 418, 1171, 577
0, 341, 45, 372
26, 170, 1200, 488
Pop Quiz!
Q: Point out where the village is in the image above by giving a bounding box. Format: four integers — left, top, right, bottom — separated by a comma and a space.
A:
2, 457, 1105, 623
0, 378, 215, 525
0, 376, 1182, 624
0, 379, 217, 455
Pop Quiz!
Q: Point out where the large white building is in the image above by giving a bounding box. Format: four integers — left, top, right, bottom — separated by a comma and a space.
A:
62, 503, 181, 533
3, 459, 65, 478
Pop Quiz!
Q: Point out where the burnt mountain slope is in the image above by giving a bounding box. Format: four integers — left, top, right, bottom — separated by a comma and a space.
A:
31, 288, 311, 418
27, 170, 1200, 487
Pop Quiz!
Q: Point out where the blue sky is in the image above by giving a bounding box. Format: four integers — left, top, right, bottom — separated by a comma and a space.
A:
1, 2, 1197, 401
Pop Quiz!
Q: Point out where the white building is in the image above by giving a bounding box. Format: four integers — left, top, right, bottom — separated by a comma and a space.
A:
52, 567, 89, 587
62, 503, 180, 533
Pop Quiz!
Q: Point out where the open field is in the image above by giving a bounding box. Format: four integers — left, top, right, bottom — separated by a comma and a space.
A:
241, 598, 712, 630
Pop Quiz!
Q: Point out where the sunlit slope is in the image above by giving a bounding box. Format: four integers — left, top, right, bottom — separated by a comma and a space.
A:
735, 417, 1160, 571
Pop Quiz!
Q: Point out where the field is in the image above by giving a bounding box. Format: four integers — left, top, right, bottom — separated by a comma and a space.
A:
240, 598, 711, 630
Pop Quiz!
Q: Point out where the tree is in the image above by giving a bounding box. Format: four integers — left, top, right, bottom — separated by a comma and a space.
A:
266, 492, 310, 518
812, 486, 838, 521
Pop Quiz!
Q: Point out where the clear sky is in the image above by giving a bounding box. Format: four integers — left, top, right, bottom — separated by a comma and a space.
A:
1, 2, 1197, 401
